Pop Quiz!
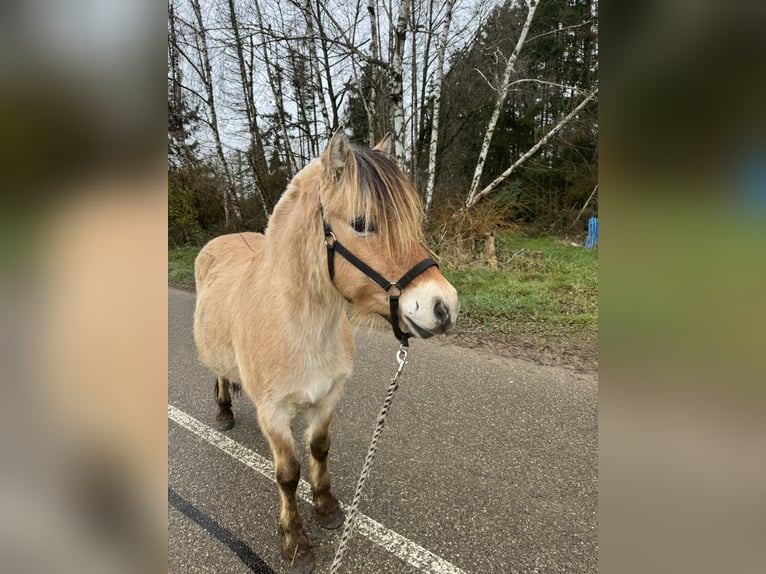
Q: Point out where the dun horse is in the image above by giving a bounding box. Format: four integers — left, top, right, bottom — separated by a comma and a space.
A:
193, 132, 459, 572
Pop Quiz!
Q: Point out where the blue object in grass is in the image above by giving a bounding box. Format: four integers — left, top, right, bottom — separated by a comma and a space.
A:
585, 217, 598, 249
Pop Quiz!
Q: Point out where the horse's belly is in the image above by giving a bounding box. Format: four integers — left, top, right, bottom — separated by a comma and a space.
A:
193, 294, 240, 382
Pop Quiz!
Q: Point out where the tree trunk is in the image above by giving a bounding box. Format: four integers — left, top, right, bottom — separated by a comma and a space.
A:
366, 0, 380, 146
464, 0, 539, 208
417, 0, 435, 168
465, 89, 598, 208
574, 183, 598, 224
424, 0, 456, 215
225, 0, 270, 220
190, 0, 240, 226
168, 2, 191, 165
314, 0, 339, 132
389, 0, 411, 164
289, 44, 316, 161
168, 3, 182, 127
253, 1, 298, 175
303, 0, 332, 140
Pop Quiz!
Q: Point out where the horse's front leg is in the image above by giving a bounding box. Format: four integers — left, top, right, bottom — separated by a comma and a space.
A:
259, 410, 314, 574
305, 397, 345, 530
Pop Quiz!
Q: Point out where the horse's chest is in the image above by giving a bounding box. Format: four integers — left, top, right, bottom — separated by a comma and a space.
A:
289, 351, 351, 408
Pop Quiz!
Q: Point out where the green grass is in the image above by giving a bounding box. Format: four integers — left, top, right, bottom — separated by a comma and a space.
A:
168, 232, 598, 336
168, 245, 200, 288
443, 232, 598, 335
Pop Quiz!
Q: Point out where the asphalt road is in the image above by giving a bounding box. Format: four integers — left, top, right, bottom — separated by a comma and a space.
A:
168, 287, 597, 574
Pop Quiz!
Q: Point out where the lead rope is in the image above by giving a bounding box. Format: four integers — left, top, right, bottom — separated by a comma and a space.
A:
329, 344, 410, 574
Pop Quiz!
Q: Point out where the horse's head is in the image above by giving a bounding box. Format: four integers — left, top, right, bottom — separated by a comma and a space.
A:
318, 132, 459, 339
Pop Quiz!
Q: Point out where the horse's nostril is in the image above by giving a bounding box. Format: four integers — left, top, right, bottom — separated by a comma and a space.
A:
434, 298, 450, 327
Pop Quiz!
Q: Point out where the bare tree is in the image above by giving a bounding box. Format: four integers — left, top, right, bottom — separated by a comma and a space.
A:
409, 0, 437, 180
313, 0, 340, 132
189, 0, 241, 226
168, 2, 195, 168
424, 0, 456, 214
366, 0, 381, 145
224, 0, 270, 219
389, 0, 411, 164
298, 0, 333, 140
252, 0, 298, 175
168, 0, 598, 234
464, 0, 539, 208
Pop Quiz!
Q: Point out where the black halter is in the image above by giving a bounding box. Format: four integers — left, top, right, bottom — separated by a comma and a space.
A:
319, 199, 438, 347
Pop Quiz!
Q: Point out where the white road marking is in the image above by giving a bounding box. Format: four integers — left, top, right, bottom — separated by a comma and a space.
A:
169, 404, 467, 574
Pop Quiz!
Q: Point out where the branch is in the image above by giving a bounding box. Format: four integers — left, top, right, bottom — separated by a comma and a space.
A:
167, 76, 210, 111
473, 68, 497, 92
525, 18, 595, 44
465, 88, 598, 209
507, 78, 588, 94
169, 38, 206, 84
574, 183, 598, 224
270, 1, 391, 70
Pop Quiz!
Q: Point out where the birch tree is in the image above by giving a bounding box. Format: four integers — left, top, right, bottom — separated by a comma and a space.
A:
189, 0, 240, 226
313, 0, 340, 133
424, 0, 456, 214
464, 0, 539, 208
300, 0, 333, 140
413, 0, 436, 178
224, 0, 270, 219
465, 88, 597, 208
168, 0, 598, 237
252, 0, 298, 176
366, 0, 381, 145
389, 0, 411, 164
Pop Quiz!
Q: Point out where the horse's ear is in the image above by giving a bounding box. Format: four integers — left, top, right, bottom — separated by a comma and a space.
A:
323, 131, 350, 173
373, 133, 393, 155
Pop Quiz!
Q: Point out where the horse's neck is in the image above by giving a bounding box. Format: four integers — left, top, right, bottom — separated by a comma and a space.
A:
266, 175, 346, 332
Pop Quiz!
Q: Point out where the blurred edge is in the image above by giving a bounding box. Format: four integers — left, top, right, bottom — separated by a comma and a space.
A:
601, 0, 766, 573
0, 0, 765, 573
0, 1, 167, 573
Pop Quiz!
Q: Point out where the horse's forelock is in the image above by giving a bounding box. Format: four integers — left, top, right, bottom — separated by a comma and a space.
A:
343, 147, 425, 257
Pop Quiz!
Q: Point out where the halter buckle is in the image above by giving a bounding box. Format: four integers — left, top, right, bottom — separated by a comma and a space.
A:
324, 231, 337, 248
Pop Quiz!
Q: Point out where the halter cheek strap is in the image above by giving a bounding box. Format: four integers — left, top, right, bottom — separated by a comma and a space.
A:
319, 200, 438, 347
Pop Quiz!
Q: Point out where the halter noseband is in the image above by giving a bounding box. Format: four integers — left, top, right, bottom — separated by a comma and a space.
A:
319, 198, 438, 347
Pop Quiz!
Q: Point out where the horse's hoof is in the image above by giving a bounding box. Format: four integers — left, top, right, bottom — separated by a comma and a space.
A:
216, 418, 235, 431
282, 548, 314, 574
317, 507, 345, 530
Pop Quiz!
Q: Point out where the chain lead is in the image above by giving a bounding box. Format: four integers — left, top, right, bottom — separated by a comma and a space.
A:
329, 345, 410, 573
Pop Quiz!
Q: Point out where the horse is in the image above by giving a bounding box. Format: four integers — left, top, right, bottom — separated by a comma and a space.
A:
192, 132, 460, 573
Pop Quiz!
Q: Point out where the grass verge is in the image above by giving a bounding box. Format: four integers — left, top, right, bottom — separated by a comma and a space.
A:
168, 245, 199, 288
444, 233, 598, 335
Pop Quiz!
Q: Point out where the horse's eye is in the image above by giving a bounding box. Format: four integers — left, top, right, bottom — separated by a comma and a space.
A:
350, 216, 375, 234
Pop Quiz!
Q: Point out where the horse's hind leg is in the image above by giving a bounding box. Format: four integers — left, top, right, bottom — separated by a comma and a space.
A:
259, 408, 314, 574
305, 410, 344, 530
214, 377, 236, 431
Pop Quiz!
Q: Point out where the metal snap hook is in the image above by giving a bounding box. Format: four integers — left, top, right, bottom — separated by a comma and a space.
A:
396, 344, 409, 370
